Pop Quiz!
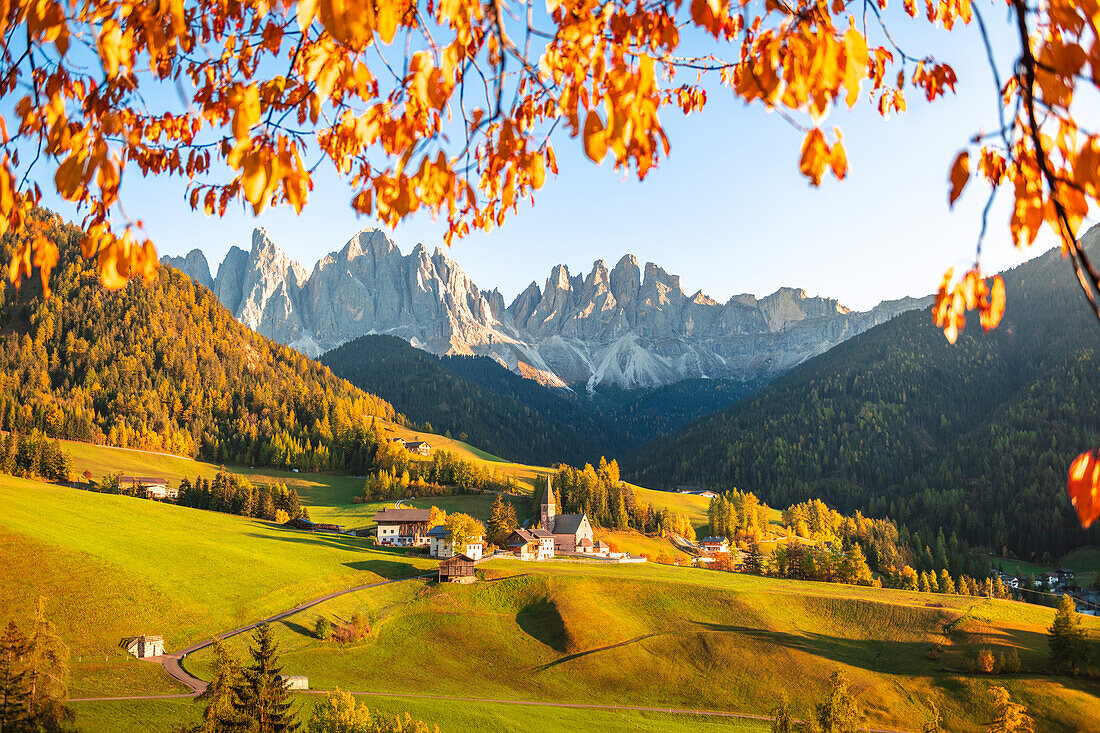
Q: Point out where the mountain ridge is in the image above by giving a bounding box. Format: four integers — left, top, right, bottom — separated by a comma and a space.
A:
163, 227, 932, 389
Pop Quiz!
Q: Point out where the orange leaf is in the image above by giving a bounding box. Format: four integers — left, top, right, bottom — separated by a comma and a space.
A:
799, 129, 828, 186
980, 274, 1005, 330
1068, 450, 1100, 528
948, 150, 969, 207
583, 111, 607, 164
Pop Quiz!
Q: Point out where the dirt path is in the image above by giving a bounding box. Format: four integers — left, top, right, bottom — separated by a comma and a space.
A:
71, 573, 434, 701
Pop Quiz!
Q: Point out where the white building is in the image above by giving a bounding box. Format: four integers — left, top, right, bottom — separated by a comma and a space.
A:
122, 634, 164, 658
427, 526, 483, 560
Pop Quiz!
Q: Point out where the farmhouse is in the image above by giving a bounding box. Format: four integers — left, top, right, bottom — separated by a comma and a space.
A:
540, 479, 595, 553
120, 477, 177, 500
675, 486, 718, 499
406, 441, 431, 456
281, 675, 309, 691
372, 507, 432, 546
506, 528, 555, 560
428, 525, 484, 560
699, 536, 729, 553
121, 634, 164, 658
438, 554, 477, 583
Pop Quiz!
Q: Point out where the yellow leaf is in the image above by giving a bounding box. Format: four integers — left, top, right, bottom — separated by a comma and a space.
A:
97, 20, 123, 77
298, 0, 317, 32
948, 150, 969, 207
842, 23, 868, 108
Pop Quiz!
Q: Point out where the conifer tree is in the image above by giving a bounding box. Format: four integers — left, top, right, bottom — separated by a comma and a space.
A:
193, 640, 246, 733
233, 624, 300, 733
810, 670, 864, 733
744, 539, 764, 576
0, 621, 30, 733
1047, 595, 1089, 675
24, 597, 73, 732
939, 570, 956, 595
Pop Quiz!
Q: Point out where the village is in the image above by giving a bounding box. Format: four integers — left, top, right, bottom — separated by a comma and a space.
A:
372, 478, 649, 583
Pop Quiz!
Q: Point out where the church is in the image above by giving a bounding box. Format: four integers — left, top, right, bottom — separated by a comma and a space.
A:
540, 478, 595, 553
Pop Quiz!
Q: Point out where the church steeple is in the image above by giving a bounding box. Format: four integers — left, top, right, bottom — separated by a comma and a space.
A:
540, 476, 557, 532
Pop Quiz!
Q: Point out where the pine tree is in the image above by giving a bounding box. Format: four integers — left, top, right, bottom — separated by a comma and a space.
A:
233, 624, 300, 733
1047, 595, 1089, 675
939, 569, 956, 595
193, 640, 246, 733
986, 686, 1034, 733
811, 670, 865, 733
744, 539, 764, 575
0, 621, 30, 733
24, 597, 73, 732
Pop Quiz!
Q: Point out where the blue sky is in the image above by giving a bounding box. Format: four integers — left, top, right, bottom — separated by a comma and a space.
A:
37, 7, 1071, 311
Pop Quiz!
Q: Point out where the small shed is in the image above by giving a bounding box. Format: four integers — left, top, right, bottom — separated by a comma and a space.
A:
122, 634, 164, 658
438, 554, 476, 584
281, 675, 309, 691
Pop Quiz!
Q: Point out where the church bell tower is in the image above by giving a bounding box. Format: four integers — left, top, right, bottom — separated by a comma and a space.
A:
540, 476, 557, 532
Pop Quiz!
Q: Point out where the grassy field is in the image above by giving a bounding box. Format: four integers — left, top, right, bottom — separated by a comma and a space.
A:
595, 529, 695, 560
71, 693, 773, 733
183, 559, 1100, 733
0, 474, 431, 697
8, 442, 1100, 732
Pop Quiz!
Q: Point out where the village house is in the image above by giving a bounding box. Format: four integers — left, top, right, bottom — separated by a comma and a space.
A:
438, 554, 477, 583
406, 441, 431, 456
389, 437, 407, 447
121, 634, 164, 658
120, 477, 177, 500
372, 507, 432, 546
281, 675, 309, 691
699, 536, 730, 554
506, 528, 555, 560
428, 525, 484, 560
674, 486, 718, 499
540, 479, 595, 553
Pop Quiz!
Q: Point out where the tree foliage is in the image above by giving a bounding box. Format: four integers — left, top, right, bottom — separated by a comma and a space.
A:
307, 690, 441, 733
232, 624, 300, 733
1047, 594, 1089, 675
0, 213, 399, 472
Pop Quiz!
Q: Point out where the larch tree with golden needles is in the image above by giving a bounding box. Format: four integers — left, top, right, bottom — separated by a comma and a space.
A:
4, 0, 1100, 525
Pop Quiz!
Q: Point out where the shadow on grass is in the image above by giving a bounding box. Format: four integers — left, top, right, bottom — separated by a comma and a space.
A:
687, 621, 1054, 676
341, 559, 428, 580
533, 634, 663, 672
246, 530, 371, 554
516, 598, 568, 653
280, 619, 317, 639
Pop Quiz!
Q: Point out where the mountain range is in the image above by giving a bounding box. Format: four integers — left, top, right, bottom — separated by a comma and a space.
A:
164, 228, 930, 390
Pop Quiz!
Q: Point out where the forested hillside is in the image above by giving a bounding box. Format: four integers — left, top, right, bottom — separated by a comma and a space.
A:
320, 335, 761, 466
627, 239, 1100, 559
320, 335, 630, 465
0, 211, 397, 472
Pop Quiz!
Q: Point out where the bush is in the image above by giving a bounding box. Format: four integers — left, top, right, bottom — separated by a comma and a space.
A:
976, 648, 996, 673
1000, 648, 1021, 673
315, 616, 331, 641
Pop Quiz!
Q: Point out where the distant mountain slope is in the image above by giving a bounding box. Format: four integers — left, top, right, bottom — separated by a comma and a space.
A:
320, 335, 764, 466
0, 211, 396, 472
320, 335, 629, 466
164, 227, 929, 389
626, 235, 1100, 559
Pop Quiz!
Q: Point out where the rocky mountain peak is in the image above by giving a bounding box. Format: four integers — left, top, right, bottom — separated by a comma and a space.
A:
173, 227, 930, 389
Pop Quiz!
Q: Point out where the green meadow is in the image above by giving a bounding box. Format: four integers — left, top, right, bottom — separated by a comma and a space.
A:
184, 560, 1100, 733
3, 442, 1099, 731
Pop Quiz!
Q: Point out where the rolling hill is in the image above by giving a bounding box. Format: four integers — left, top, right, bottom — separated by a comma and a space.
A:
627, 236, 1100, 559
0, 456, 1094, 732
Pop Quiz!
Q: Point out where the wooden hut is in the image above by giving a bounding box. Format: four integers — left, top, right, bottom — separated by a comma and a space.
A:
438, 554, 476, 583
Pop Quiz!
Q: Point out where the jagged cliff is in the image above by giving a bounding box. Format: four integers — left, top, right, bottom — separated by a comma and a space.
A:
162, 227, 930, 389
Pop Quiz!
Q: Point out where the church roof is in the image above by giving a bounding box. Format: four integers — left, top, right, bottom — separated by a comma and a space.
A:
541, 477, 556, 509
552, 513, 587, 535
